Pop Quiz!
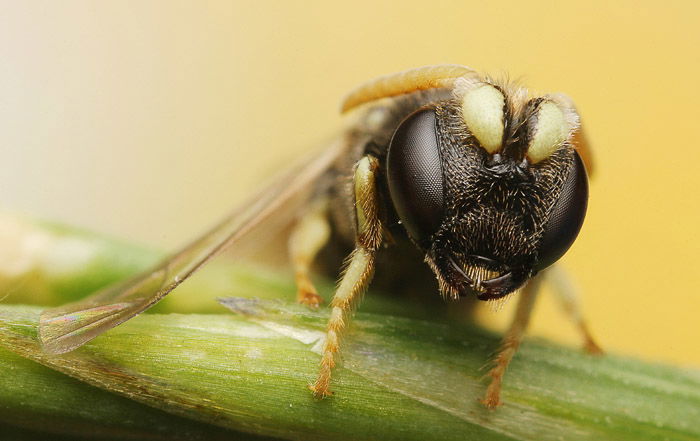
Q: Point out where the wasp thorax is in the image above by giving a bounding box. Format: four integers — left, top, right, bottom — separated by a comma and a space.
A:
460, 84, 505, 154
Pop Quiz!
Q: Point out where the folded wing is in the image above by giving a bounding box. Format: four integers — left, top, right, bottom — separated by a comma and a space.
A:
39, 139, 346, 354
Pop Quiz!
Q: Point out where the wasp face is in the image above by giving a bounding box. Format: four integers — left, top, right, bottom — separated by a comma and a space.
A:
387, 78, 588, 300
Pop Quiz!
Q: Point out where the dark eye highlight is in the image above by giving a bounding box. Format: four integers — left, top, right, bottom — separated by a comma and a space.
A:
386, 108, 445, 246
535, 150, 588, 270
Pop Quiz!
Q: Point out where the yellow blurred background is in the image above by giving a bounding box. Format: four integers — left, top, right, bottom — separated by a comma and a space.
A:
1, 1, 698, 366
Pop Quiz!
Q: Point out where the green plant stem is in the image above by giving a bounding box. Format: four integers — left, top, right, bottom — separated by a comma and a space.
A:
1, 214, 699, 440
0, 213, 288, 311
0, 302, 698, 441
0, 345, 266, 441
0, 213, 419, 318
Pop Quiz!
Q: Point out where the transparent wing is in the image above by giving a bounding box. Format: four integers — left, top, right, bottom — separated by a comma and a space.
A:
39, 138, 346, 354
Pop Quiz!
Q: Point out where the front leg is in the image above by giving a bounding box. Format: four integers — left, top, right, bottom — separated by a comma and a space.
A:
482, 273, 542, 408
310, 155, 383, 398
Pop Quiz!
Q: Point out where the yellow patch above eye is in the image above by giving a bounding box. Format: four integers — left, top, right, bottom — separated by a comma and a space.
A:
461, 84, 505, 154
528, 102, 569, 163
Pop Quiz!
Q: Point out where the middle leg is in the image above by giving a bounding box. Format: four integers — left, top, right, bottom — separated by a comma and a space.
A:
288, 198, 331, 308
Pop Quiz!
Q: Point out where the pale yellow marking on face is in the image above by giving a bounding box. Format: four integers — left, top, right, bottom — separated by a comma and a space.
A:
528, 101, 570, 163
461, 84, 505, 154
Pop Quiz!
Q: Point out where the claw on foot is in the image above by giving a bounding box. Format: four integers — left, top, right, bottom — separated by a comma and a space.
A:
579, 323, 604, 355
480, 394, 502, 410
584, 339, 604, 355
297, 289, 324, 308
481, 368, 504, 409
309, 383, 333, 399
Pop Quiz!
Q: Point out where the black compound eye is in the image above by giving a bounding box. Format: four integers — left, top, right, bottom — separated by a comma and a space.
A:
535, 150, 589, 271
387, 108, 444, 247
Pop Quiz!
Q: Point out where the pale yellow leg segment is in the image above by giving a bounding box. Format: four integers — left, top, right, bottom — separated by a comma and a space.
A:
288, 199, 330, 308
545, 265, 603, 354
482, 274, 542, 409
310, 156, 382, 398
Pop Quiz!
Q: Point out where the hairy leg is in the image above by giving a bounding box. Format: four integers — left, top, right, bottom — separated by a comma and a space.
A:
482, 274, 542, 409
545, 265, 603, 354
288, 198, 330, 307
310, 156, 382, 398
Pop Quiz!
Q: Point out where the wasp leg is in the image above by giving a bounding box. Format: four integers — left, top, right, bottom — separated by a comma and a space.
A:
482, 274, 542, 409
288, 198, 330, 308
545, 265, 603, 354
310, 156, 382, 398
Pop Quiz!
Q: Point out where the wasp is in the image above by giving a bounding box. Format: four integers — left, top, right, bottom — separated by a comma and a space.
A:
39, 65, 601, 408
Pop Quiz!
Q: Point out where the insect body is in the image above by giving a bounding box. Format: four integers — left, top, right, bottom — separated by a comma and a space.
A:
40, 65, 601, 409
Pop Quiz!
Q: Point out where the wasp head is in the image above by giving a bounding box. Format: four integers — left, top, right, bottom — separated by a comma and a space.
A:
386, 77, 588, 301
